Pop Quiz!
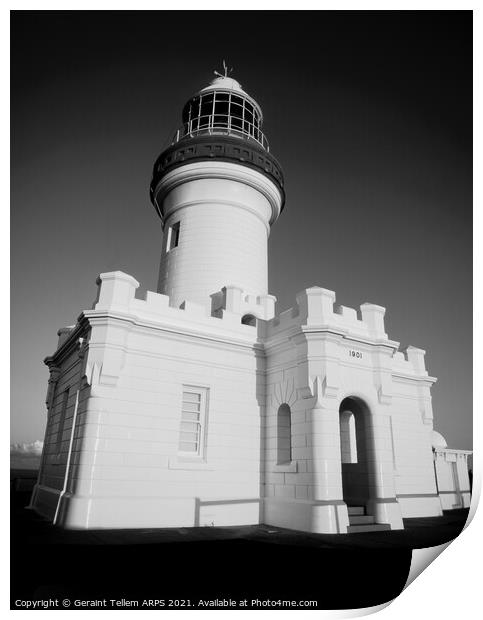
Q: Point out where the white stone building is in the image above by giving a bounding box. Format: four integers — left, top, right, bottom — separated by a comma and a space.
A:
30, 72, 471, 533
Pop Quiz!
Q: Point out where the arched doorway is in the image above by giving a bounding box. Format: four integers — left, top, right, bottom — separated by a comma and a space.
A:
339, 396, 374, 509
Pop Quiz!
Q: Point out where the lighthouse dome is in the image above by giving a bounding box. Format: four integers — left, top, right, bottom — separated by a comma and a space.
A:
200, 75, 245, 94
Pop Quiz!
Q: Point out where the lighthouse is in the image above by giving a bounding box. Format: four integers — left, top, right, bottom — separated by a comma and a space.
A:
30, 68, 470, 532
150, 68, 285, 310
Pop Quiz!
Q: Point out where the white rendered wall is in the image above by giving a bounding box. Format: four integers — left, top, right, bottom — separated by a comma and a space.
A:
261, 287, 441, 533
32, 274, 453, 532
31, 336, 88, 521
61, 343, 263, 529
34, 271, 266, 529
155, 162, 282, 309
389, 388, 441, 517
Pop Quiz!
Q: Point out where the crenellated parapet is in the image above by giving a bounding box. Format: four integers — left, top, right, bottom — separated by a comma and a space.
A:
49, 273, 435, 393
46, 271, 275, 392
263, 287, 435, 385
89, 271, 277, 329
87, 271, 274, 332
265, 286, 391, 344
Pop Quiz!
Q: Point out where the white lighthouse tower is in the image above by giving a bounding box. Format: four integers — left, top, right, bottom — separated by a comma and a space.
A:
150, 68, 285, 310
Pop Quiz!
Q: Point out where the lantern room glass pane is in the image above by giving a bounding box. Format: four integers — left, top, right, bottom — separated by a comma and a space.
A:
231, 116, 243, 130
213, 115, 228, 128
214, 99, 229, 116
191, 98, 200, 118
201, 93, 214, 105
200, 100, 212, 124
231, 95, 244, 107
230, 102, 243, 116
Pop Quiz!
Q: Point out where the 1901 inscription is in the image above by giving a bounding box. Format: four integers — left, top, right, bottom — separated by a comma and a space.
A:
348, 349, 363, 359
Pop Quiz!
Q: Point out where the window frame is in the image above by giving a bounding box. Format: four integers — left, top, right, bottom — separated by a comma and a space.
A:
276, 403, 292, 466
177, 385, 209, 460
166, 221, 180, 252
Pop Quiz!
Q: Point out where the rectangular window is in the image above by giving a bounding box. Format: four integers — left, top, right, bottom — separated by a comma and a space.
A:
178, 387, 208, 457
166, 221, 180, 252
55, 389, 69, 454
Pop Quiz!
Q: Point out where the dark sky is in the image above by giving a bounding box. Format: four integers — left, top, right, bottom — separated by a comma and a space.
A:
11, 11, 472, 449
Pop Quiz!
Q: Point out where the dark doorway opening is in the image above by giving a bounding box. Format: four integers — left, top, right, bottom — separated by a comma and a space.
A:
339, 396, 374, 510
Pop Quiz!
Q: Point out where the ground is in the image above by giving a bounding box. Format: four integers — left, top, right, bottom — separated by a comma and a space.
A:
11, 470, 470, 610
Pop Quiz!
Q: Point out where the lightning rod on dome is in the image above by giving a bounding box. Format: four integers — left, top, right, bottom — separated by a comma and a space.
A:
214, 59, 233, 79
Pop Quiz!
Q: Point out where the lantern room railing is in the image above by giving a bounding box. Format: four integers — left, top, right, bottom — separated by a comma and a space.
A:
171, 114, 270, 151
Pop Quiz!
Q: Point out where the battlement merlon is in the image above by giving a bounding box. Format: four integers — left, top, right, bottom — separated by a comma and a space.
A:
56, 325, 76, 349
360, 303, 388, 338
403, 346, 428, 375
93, 271, 140, 311
296, 287, 336, 325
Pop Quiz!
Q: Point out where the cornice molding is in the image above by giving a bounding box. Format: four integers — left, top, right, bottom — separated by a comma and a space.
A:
83, 309, 264, 356
151, 159, 284, 226
151, 134, 284, 213
392, 373, 437, 385
44, 320, 89, 368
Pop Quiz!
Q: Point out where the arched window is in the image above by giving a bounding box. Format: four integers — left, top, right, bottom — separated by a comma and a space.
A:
340, 409, 358, 463
277, 404, 292, 465
241, 314, 257, 326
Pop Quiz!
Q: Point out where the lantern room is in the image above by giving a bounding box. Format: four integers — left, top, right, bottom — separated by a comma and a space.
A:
173, 74, 269, 151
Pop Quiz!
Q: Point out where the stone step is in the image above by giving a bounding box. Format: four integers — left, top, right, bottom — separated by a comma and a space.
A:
348, 515, 375, 525
347, 506, 365, 516
347, 523, 392, 534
